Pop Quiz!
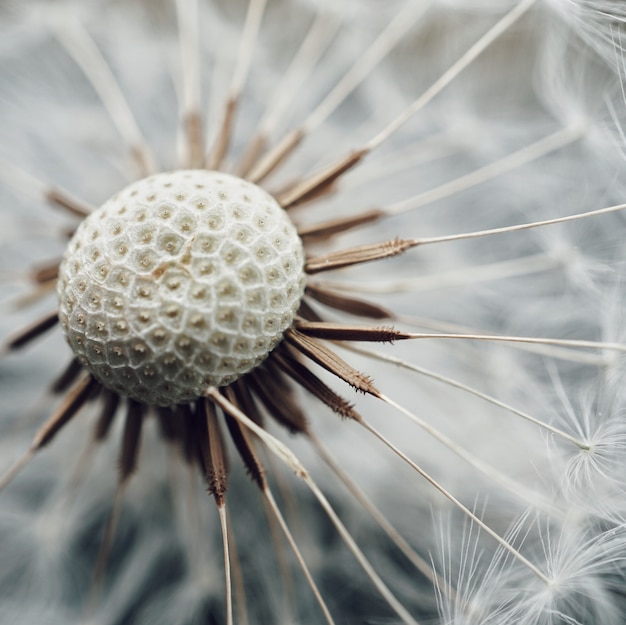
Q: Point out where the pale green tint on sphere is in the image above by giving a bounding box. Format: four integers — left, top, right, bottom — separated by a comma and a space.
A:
57, 170, 306, 406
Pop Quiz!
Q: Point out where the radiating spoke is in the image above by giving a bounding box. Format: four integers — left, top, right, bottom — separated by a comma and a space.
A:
0, 375, 98, 491
384, 123, 587, 215
87, 400, 145, 613
175, 0, 204, 168
251, 0, 538, 193
239, 9, 339, 176
1, 310, 58, 356
247, 0, 431, 183
309, 431, 452, 594
50, 13, 157, 175
344, 343, 588, 449
264, 487, 336, 625
320, 253, 563, 295
364, 0, 538, 152
207, 0, 267, 169
218, 504, 234, 625
206, 388, 421, 625
0, 159, 95, 217
358, 416, 550, 584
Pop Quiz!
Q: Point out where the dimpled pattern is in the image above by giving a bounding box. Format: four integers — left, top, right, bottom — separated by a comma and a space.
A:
57, 170, 306, 406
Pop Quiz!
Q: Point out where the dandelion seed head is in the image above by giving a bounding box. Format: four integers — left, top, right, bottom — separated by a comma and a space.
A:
3, 0, 626, 623
57, 169, 305, 405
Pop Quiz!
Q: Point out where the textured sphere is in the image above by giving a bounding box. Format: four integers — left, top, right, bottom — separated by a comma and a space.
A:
57, 170, 306, 406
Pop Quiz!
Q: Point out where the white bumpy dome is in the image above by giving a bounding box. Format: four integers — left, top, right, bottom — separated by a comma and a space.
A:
57, 170, 305, 406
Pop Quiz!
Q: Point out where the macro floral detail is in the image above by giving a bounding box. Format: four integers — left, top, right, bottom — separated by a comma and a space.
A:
1, 1, 626, 624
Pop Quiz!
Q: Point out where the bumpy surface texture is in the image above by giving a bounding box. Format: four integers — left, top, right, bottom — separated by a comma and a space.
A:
57, 170, 305, 405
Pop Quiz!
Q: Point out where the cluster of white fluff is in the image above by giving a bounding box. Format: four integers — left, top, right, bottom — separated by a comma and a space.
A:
1, 1, 626, 624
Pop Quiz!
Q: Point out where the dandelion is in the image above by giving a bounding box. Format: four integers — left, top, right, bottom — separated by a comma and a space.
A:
1, 1, 626, 624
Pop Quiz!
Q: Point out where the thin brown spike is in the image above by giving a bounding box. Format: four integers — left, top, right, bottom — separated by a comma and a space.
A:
273, 349, 360, 420
278, 148, 367, 209
45, 187, 94, 217
208, 96, 238, 171
227, 415, 267, 488
199, 398, 229, 504
237, 133, 267, 178
285, 329, 380, 396
34, 375, 99, 449
93, 390, 120, 441
0, 375, 98, 491
31, 259, 60, 284
305, 238, 418, 274
130, 147, 154, 178
232, 379, 265, 427
5, 310, 58, 352
248, 127, 304, 184
207, 399, 229, 504
89, 486, 126, 611
118, 399, 145, 483
9, 282, 58, 312
295, 320, 407, 343
297, 298, 324, 322
223, 388, 267, 489
155, 405, 178, 443
297, 208, 385, 240
248, 366, 308, 434
50, 357, 84, 394
184, 111, 205, 169
305, 283, 393, 319
177, 403, 197, 465
275, 176, 339, 208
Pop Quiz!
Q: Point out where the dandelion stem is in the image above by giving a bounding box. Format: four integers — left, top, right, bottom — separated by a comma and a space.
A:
304, 475, 423, 625
88, 483, 127, 608
0, 449, 35, 493
256, 0, 538, 188
343, 129, 465, 190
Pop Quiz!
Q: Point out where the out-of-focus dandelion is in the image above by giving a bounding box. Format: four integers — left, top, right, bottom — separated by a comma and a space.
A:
1, 1, 626, 623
